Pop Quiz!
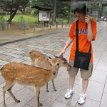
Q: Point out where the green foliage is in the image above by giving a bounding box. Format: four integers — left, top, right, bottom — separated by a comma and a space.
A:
30, 0, 70, 19
31, 9, 38, 16
15, 15, 38, 25
56, 1, 70, 18
0, 16, 7, 30
1, 0, 29, 12
25, 7, 32, 14
1, 15, 38, 25
0, 16, 5, 24
18, 16, 29, 29
0, 0, 29, 23
103, 7, 107, 16
0, 0, 71, 23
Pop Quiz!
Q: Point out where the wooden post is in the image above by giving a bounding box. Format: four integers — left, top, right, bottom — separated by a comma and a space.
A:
56, 22, 58, 29
62, 22, 63, 28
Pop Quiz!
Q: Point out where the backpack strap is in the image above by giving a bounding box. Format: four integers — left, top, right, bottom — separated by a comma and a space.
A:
75, 20, 91, 53
76, 20, 79, 52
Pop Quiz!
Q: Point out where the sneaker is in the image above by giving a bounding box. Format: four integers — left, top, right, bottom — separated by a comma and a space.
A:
65, 89, 74, 99
78, 93, 87, 105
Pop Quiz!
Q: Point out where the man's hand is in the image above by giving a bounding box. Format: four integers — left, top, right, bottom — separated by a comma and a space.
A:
59, 39, 72, 56
85, 16, 91, 24
59, 48, 66, 56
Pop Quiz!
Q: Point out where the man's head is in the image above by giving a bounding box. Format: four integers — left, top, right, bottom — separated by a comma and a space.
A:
73, 4, 87, 16
72, 3, 88, 21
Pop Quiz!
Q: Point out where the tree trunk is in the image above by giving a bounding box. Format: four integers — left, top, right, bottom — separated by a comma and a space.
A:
8, 6, 19, 24
53, 0, 56, 23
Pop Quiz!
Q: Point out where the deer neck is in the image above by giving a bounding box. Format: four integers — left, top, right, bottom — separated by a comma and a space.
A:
45, 70, 53, 82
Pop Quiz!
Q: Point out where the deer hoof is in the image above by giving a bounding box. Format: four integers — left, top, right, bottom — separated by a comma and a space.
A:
46, 90, 49, 92
54, 89, 57, 91
39, 103, 43, 106
16, 100, 20, 103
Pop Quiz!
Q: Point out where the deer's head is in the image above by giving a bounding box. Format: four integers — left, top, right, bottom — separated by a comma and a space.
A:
48, 56, 71, 75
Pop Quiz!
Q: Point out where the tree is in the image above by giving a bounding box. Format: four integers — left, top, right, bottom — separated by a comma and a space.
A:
28, 0, 71, 23
103, 7, 107, 16
1, 0, 29, 23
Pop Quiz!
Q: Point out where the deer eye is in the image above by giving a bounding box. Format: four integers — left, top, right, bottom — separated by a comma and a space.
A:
57, 63, 59, 66
53, 72, 56, 75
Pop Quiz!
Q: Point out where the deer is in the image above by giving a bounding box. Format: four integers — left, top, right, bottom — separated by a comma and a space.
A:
0, 57, 71, 107
29, 50, 68, 92
29, 50, 51, 69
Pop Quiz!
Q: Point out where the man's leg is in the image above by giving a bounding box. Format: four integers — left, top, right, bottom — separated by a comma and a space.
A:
69, 76, 76, 90
65, 61, 78, 99
78, 79, 89, 105
78, 63, 93, 104
67, 61, 78, 90
65, 75, 76, 99
82, 79, 89, 94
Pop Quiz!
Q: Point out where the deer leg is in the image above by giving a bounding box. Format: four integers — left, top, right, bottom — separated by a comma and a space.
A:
3, 82, 14, 107
36, 87, 42, 107
52, 80, 57, 91
3, 90, 6, 107
39, 90, 42, 106
8, 87, 20, 103
46, 82, 49, 92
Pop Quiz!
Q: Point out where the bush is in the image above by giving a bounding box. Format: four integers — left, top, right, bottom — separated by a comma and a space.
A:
18, 16, 29, 29
25, 7, 32, 14
31, 9, 38, 16
0, 16, 8, 30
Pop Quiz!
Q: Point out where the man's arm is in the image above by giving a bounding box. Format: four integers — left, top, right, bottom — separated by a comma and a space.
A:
85, 16, 94, 41
59, 39, 73, 55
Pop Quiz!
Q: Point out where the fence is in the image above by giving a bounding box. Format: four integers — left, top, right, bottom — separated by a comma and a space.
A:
0, 20, 70, 35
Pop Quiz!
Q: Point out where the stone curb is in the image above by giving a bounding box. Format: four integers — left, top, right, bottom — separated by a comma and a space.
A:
0, 30, 62, 46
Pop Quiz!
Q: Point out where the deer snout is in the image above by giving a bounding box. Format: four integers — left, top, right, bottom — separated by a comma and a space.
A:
63, 61, 72, 69
53, 72, 56, 75
68, 63, 72, 68
63, 61, 67, 64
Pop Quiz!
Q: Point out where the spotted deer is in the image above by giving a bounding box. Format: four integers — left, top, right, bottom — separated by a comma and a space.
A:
29, 50, 57, 92
0, 57, 71, 107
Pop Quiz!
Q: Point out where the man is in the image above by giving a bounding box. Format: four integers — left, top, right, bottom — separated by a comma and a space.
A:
60, 3, 96, 104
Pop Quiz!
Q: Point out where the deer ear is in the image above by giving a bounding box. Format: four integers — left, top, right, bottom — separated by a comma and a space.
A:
54, 55, 59, 58
48, 58, 52, 65
48, 56, 52, 59
48, 57, 52, 62
29, 50, 33, 54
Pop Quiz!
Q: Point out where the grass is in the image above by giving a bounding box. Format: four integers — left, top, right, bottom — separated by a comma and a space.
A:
1, 15, 69, 25
56, 18, 68, 24
1, 15, 38, 25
